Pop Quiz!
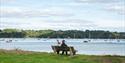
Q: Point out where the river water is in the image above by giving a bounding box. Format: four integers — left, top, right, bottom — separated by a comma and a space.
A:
0, 38, 125, 56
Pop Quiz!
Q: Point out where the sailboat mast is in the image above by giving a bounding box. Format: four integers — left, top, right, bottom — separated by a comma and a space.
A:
74, 33, 75, 38
89, 31, 91, 39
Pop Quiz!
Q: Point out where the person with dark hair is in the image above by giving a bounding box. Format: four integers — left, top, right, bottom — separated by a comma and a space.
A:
61, 40, 68, 55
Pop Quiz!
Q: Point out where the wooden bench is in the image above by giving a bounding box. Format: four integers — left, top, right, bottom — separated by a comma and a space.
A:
51, 46, 77, 56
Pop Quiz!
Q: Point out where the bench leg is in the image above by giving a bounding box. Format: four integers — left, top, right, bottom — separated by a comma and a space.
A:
73, 52, 76, 55
66, 51, 68, 55
57, 51, 60, 54
62, 51, 64, 55
61, 51, 68, 55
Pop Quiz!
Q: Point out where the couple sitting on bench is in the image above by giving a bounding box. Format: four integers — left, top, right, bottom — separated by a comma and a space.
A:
52, 40, 77, 55
57, 40, 68, 55
52, 40, 76, 55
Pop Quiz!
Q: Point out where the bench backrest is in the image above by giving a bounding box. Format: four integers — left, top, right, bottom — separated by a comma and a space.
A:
51, 46, 72, 51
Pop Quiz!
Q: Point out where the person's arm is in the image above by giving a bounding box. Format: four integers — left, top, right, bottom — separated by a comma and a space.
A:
62, 43, 68, 47
65, 44, 68, 47
57, 40, 60, 44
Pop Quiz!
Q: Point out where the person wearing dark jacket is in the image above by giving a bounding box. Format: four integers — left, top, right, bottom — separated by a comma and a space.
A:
61, 40, 68, 55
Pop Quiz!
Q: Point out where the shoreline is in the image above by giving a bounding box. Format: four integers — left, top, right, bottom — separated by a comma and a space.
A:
0, 38, 125, 39
0, 49, 125, 57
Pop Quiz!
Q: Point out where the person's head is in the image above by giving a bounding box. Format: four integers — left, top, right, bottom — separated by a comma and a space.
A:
62, 40, 65, 43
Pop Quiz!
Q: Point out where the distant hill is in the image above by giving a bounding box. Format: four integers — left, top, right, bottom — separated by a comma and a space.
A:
0, 29, 125, 39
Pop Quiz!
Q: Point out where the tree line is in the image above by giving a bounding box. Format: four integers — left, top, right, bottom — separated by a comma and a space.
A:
0, 29, 125, 39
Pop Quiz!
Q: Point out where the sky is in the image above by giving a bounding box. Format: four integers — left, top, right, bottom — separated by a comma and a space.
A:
0, 0, 125, 32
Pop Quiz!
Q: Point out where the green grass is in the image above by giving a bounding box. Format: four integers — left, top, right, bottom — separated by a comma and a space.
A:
0, 49, 125, 63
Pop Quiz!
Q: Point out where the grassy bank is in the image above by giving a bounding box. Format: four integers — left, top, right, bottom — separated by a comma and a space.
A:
0, 49, 125, 63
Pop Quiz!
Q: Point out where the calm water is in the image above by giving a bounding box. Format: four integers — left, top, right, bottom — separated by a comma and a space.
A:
0, 38, 125, 56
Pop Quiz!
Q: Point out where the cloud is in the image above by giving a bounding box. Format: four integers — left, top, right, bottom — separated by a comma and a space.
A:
0, 0, 15, 3
0, 18, 96, 30
0, 21, 29, 25
0, 7, 73, 18
0, 0, 124, 31
0, 0, 14, 1
74, 0, 122, 3
105, 4, 125, 15
46, 18, 92, 23
46, 19, 96, 29
74, 0, 125, 15
0, 17, 124, 31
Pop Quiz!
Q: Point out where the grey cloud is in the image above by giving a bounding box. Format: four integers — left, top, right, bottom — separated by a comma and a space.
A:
96, 26, 125, 32
46, 19, 93, 24
45, 19, 97, 29
74, 0, 125, 15
0, 0, 15, 3
74, 0, 122, 3
107, 8, 125, 15
105, 4, 125, 15
0, 7, 73, 18
0, 21, 29, 25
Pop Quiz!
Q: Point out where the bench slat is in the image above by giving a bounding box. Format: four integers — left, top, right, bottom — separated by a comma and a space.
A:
51, 46, 77, 56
